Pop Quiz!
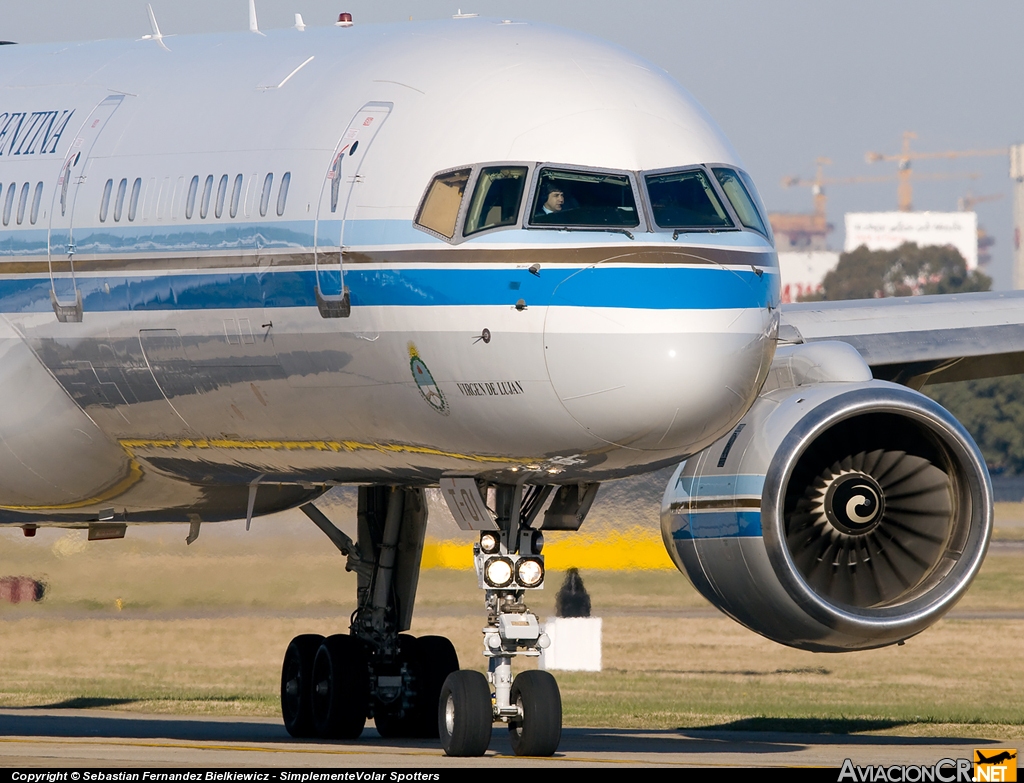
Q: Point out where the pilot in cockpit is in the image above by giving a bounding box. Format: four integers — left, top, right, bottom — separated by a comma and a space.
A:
536, 181, 566, 217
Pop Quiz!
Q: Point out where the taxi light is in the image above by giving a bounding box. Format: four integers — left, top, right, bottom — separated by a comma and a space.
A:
480, 531, 500, 554
528, 529, 544, 555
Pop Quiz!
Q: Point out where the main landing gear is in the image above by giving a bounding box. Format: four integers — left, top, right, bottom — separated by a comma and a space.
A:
279, 480, 597, 758
280, 486, 459, 741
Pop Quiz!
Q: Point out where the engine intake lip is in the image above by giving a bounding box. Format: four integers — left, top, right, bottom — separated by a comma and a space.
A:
761, 382, 992, 642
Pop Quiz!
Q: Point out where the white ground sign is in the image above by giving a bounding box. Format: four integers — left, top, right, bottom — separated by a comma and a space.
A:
778, 251, 839, 303
844, 212, 978, 269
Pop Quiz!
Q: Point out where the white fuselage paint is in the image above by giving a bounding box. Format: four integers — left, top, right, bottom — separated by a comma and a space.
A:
0, 19, 779, 523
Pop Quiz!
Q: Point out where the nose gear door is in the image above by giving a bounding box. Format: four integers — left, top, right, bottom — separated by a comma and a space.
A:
313, 102, 392, 318
47, 94, 124, 322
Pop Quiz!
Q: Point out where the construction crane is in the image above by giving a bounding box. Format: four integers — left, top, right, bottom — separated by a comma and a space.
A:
865, 131, 1007, 211
956, 191, 1005, 212
772, 158, 980, 251
779, 158, 980, 221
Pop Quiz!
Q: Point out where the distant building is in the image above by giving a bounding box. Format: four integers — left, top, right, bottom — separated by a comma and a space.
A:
778, 251, 839, 303
844, 211, 979, 269
1012, 144, 1024, 289
768, 212, 832, 252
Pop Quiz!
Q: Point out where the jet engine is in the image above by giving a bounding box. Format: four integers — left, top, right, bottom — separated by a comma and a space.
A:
660, 342, 992, 652
0, 329, 134, 519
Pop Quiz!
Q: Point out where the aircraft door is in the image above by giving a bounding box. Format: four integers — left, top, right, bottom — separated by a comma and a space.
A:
313, 101, 392, 318
47, 94, 124, 322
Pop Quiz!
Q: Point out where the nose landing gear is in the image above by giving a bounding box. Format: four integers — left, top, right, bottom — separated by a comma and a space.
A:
438, 483, 563, 757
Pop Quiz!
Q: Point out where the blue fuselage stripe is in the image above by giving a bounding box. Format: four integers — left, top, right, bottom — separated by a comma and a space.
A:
0, 266, 776, 313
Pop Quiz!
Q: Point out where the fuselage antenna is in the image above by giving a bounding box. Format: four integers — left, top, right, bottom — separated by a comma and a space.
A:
249, 0, 266, 35
140, 3, 171, 51
294, 13, 306, 32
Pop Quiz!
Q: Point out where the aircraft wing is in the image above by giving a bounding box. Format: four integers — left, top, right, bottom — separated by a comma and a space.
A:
779, 290, 1024, 387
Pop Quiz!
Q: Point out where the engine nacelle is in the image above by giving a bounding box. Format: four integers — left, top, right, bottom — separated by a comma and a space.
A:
660, 342, 992, 652
0, 326, 133, 519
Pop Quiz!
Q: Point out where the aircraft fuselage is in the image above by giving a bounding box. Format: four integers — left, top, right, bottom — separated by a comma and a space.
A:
0, 18, 778, 522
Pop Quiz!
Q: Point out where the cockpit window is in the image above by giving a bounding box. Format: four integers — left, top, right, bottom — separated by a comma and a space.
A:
712, 167, 769, 237
530, 168, 639, 228
464, 166, 528, 236
645, 169, 734, 230
415, 168, 471, 239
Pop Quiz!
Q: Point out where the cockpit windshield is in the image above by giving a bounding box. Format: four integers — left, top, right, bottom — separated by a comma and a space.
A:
415, 168, 471, 239
712, 167, 770, 238
464, 166, 528, 236
529, 168, 639, 228
645, 169, 734, 230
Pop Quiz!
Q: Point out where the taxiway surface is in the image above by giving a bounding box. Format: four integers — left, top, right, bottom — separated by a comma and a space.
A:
0, 709, 1011, 768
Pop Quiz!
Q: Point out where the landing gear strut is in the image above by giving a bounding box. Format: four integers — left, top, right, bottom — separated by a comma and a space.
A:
438, 483, 566, 757
279, 486, 459, 742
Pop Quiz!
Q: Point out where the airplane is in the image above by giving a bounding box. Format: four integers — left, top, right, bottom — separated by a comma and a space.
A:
0, 7, 1019, 758
976, 751, 1017, 765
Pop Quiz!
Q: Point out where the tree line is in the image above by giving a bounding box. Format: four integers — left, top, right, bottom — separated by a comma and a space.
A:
802, 243, 1024, 474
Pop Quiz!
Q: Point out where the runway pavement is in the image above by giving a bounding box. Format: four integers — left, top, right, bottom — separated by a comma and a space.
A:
0, 709, 1013, 768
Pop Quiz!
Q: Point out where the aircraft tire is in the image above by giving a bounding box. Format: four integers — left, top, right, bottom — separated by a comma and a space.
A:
280, 633, 325, 738
312, 634, 369, 739
508, 670, 561, 757
438, 670, 492, 756
410, 635, 459, 738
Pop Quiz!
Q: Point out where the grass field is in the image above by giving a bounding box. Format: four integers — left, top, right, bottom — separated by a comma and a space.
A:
0, 502, 1022, 738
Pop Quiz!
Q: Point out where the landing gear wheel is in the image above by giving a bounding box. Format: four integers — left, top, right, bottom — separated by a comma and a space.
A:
281, 633, 325, 738
312, 634, 369, 739
411, 635, 459, 738
508, 670, 561, 757
438, 670, 493, 757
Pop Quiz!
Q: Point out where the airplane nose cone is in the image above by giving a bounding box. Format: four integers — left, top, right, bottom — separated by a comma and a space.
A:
543, 264, 775, 453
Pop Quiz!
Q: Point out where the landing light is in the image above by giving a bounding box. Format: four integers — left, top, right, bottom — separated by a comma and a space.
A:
515, 557, 544, 588
484, 557, 514, 588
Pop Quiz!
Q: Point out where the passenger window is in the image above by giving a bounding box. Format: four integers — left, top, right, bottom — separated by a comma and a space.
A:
30, 182, 43, 224
185, 175, 199, 219
114, 178, 127, 221
230, 174, 243, 218
259, 173, 273, 217
215, 174, 228, 218
16, 182, 29, 225
646, 169, 734, 230
2, 183, 13, 226
415, 168, 471, 239
100, 179, 113, 222
143, 177, 157, 220
128, 178, 142, 221
464, 166, 528, 236
712, 167, 769, 237
530, 169, 639, 228
277, 171, 290, 216
200, 175, 214, 219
